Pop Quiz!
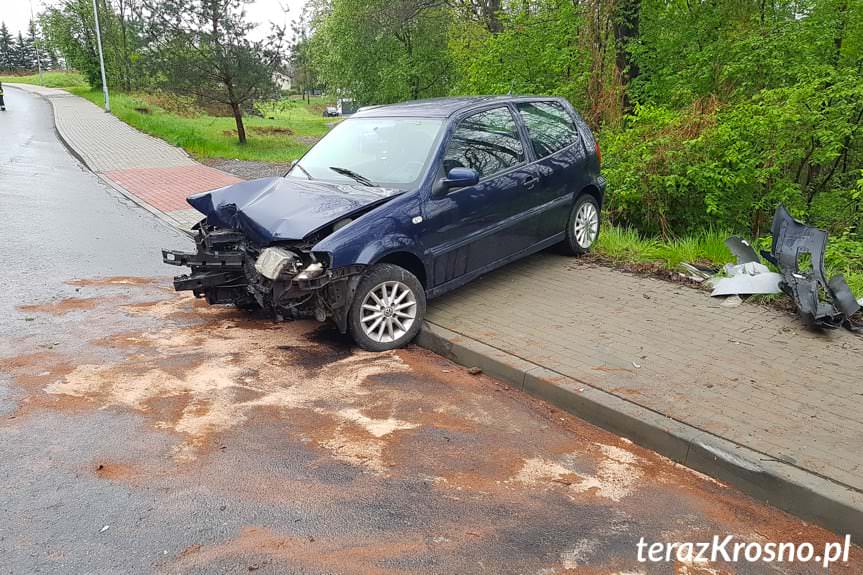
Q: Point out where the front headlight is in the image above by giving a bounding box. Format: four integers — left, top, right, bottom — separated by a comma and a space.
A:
295, 262, 325, 280
255, 247, 299, 280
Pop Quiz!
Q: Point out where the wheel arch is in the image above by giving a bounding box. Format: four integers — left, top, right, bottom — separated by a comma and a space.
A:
579, 183, 604, 209
374, 250, 428, 288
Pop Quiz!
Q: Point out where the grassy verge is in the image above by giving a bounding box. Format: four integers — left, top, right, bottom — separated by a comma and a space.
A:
0, 71, 87, 88
69, 87, 334, 163
2, 74, 333, 162
595, 225, 734, 270
595, 224, 863, 296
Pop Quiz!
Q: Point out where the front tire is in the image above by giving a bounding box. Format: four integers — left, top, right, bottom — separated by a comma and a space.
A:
562, 194, 600, 255
348, 264, 426, 351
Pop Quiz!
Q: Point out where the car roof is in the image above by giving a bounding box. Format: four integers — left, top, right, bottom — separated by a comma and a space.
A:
351, 96, 566, 119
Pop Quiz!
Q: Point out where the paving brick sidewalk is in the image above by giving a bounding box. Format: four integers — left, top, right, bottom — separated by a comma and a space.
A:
8, 84, 239, 231
427, 255, 863, 493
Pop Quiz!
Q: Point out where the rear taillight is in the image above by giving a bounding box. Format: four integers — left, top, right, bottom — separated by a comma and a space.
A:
594, 141, 602, 166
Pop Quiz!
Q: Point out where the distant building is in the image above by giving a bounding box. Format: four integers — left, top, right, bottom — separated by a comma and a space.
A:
273, 72, 293, 91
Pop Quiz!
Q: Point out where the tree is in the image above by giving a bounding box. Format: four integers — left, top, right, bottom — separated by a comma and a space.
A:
312, 0, 451, 104
40, 0, 145, 88
289, 10, 317, 102
111, 0, 146, 90
42, 0, 108, 86
13, 31, 35, 71
0, 23, 15, 71
449, 1, 588, 112
448, 0, 503, 33
612, 0, 640, 112
145, 0, 286, 144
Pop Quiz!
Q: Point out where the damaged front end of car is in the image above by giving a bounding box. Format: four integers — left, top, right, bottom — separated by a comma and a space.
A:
163, 225, 365, 331
161, 177, 400, 332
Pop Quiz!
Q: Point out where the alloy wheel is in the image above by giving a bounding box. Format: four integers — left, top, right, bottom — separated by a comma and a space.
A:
359, 280, 417, 343
574, 201, 599, 249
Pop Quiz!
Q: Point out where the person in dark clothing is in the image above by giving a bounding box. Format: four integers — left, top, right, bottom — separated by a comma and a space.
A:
0, 82, 5, 111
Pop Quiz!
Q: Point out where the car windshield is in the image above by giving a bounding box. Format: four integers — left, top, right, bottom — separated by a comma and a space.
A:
289, 117, 444, 189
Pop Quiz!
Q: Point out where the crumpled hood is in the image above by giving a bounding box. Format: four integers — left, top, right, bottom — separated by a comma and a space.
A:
187, 177, 400, 245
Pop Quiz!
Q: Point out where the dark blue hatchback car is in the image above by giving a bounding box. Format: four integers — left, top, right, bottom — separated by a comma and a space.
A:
163, 96, 605, 350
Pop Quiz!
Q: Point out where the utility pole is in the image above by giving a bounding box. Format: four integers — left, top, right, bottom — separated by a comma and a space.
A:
29, 0, 44, 85
91, 0, 110, 112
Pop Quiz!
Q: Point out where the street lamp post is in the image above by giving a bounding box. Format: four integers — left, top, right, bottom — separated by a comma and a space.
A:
29, 0, 44, 85
91, 0, 110, 112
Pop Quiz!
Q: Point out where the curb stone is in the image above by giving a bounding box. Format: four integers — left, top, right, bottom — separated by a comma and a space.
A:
416, 321, 863, 542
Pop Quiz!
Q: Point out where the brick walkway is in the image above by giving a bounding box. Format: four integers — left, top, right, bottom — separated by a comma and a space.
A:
427, 255, 863, 493
8, 84, 237, 231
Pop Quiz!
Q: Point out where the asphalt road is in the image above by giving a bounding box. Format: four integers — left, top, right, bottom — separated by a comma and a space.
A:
0, 87, 192, 335
0, 86, 859, 575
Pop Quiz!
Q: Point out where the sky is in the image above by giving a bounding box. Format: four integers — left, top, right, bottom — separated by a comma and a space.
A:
1, 0, 308, 38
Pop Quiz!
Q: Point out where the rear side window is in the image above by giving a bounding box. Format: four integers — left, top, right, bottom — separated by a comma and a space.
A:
517, 101, 578, 158
443, 107, 525, 179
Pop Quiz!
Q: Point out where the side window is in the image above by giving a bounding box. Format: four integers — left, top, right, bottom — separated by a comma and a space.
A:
517, 101, 578, 158
443, 107, 524, 179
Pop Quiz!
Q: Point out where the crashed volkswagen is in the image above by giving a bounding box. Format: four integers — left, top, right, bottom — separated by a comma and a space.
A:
163, 96, 605, 350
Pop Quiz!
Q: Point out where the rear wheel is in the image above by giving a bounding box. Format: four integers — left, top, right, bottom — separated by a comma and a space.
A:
561, 194, 600, 255
348, 264, 426, 351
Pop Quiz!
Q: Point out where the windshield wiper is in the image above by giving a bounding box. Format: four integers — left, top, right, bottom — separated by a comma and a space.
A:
329, 166, 376, 187
288, 162, 313, 180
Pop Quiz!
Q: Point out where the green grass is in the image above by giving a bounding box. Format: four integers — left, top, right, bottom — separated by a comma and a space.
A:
842, 274, 863, 299
69, 87, 335, 163
595, 225, 735, 270
2, 74, 334, 162
0, 71, 87, 88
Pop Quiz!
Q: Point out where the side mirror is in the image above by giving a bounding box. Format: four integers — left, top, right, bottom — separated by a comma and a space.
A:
432, 167, 479, 198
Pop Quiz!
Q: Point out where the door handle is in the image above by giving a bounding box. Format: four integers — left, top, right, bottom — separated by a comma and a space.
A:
525, 176, 539, 190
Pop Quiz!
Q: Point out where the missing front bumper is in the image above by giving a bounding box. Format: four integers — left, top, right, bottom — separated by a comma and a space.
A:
162, 226, 365, 330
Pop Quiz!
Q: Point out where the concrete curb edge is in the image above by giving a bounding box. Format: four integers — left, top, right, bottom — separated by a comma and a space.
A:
417, 321, 863, 541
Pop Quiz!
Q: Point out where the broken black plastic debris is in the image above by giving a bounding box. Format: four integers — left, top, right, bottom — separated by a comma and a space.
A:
763, 205, 861, 331
725, 236, 760, 265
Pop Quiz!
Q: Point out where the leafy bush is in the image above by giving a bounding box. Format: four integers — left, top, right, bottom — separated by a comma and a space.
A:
824, 232, 863, 295
603, 69, 863, 241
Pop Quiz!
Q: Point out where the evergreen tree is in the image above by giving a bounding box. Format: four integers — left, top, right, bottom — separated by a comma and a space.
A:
146, 0, 286, 144
0, 22, 14, 71
14, 31, 26, 70
13, 31, 36, 71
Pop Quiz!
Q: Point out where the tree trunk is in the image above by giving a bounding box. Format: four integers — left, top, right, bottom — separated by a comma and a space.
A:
485, 0, 502, 33
833, 0, 848, 67
613, 0, 641, 112
117, 0, 132, 91
230, 102, 246, 144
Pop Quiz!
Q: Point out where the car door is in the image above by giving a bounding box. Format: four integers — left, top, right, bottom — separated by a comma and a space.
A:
421, 106, 540, 288
515, 100, 587, 240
